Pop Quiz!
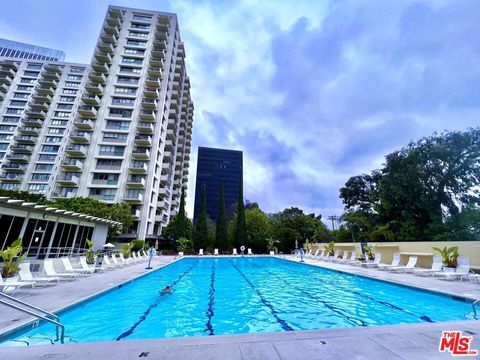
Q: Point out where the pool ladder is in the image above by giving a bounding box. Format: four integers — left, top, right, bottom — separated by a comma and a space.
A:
472, 299, 480, 318
0, 292, 65, 344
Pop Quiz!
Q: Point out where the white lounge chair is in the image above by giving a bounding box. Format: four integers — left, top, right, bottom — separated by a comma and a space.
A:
178, 251, 184, 257
80, 256, 106, 272
305, 249, 312, 258
388, 256, 417, 273
247, 248, 253, 255
362, 253, 382, 268
198, 249, 204, 256
102, 255, 116, 269
413, 255, 442, 276
308, 249, 319, 259
333, 251, 349, 263
232, 248, 238, 255
434, 257, 471, 281
377, 253, 400, 270
316, 250, 330, 261
18, 262, 58, 285
214, 249, 219, 256
43, 259, 76, 281
0, 273, 34, 293
325, 250, 339, 262
269, 251, 275, 255
61, 257, 91, 276
110, 254, 125, 268
345, 251, 357, 264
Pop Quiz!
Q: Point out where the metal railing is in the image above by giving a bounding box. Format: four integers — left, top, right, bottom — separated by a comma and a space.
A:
0, 292, 64, 343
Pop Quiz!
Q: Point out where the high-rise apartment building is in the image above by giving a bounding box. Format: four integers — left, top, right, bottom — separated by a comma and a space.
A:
0, 6, 194, 241
0, 38, 65, 62
193, 147, 242, 220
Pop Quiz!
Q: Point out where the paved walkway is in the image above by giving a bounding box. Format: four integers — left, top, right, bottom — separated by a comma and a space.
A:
291, 255, 480, 300
1, 319, 479, 359
0, 256, 177, 337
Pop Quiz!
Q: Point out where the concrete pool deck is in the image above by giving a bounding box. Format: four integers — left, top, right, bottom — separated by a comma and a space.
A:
0, 254, 479, 359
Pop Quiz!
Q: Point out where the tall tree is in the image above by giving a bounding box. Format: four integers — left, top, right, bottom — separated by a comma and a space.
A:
163, 188, 193, 242
234, 180, 247, 249
215, 183, 228, 251
245, 207, 271, 253
193, 183, 208, 250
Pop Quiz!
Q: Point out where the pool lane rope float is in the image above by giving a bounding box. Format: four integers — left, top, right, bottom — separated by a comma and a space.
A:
116, 260, 199, 341
248, 262, 367, 327
204, 262, 216, 336
272, 262, 434, 324
228, 259, 294, 332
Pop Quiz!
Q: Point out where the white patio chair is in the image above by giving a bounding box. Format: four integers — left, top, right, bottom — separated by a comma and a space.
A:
198, 249, 204, 256
388, 256, 418, 273
232, 248, 238, 255
61, 257, 91, 276
413, 255, 442, 276
362, 253, 382, 268
43, 259, 76, 281
377, 253, 400, 270
214, 248, 219, 256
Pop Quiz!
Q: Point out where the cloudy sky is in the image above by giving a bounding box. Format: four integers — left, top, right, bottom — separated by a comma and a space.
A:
1, 0, 479, 220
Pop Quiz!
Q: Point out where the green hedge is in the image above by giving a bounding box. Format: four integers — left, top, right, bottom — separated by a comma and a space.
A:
131, 240, 145, 251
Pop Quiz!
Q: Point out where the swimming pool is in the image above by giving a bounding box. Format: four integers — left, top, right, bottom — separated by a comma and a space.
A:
1, 257, 476, 346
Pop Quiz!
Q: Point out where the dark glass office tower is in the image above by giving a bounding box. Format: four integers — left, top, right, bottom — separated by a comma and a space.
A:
194, 147, 243, 220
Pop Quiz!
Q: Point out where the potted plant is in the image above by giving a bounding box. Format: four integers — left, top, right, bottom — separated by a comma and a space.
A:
433, 246, 459, 270
85, 239, 97, 264
266, 237, 279, 254
0, 238, 27, 278
122, 241, 134, 259
176, 237, 192, 253
364, 245, 375, 263
324, 241, 335, 258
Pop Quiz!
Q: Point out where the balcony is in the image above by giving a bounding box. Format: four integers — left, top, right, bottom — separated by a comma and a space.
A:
123, 192, 144, 204
160, 174, 171, 185
81, 94, 101, 106
57, 174, 79, 186
153, 40, 167, 50
70, 131, 91, 143
40, 71, 60, 81
24, 108, 46, 119
106, 16, 121, 27
129, 162, 148, 174
143, 88, 159, 98
0, 173, 22, 182
132, 148, 150, 160
16, 136, 36, 145
38, 78, 58, 88
94, 51, 112, 64
6, 153, 29, 163
21, 118, 42, 127
18, 127, 40, 136
31, 93, 52, 103
0, 75, 13, 85
97, 42, 115, 54
61, 159, 84, 171
52, 190, 77, 199
66, 144, 87, 157
147, 67, 162, 77
166, 129, 175, 140
85, 82, 103, 95
91, 62, 109, 74
145, 77, 161, 88
162, 163, 173, 174
100, 32, 118, 44
91, 178, 118, 186
134, 135, 152, 146
137, 122, 154, 134
29, 101, 49, 111
126, 176, 146, 188
78, 105, 98, 118
154, 31, 168, 41
44, 64, 62, 73
2, 163, 26, 172
139, 110, 156, 121
10, 144, 33, 154
74, 118, 95, 130
34, 86, 54, 96
104, 25, 120, 37
141, 98, 157, 109
164, 140, 174, 151
88, 71, 107, 84
151, 49, 165, 60
131, 209, 141, 219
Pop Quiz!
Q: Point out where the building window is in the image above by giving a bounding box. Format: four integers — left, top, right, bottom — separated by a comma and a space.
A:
119, 66, 141, 74
27, 63, 42, 70
13, 92, 29, 99
6, 108, 22, 114
31, 173, 50, 181
59, 96, 75, 102
57, 104, 73, 110
109, 108, 132, 118
130, 23, 150, 30
2, 116, 20, 123
124, 48, 145, 55
0, 125, 16, 131
17, 85, 34, 91
67, 75, 82, 81
99, 145, 124, 156
102, 132, 128, 142
126, 40, 147, 47
9, 100, 27, 106
63, 89, 78, 94
45, 136, 62, 143
64, 82, 79, 88
51, 120, 68, 126
128, 31, 148, 38
122, 57, 143, 65
24, 71, 40, 77
92, 173, 119, 185
106, 120, 129, 131
54, 111, 70, 118
41, 145, 59, 153
48, 128, 65, 134
96, 159, 122, 170
20, 78, 35, 84
112, 97, 135, 106
117, 76, 138, 84
28, 183, 48, 192
70, 67, 85, 74
132, 15, 152, 21
114, 87, 136, 95
35, 164, 54, 171
38, 154, 56, 161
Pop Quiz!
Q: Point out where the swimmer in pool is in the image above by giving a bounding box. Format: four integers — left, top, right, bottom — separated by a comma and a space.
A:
160, 285, 173, 295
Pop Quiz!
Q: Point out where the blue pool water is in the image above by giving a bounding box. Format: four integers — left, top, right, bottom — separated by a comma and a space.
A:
1, 257, 476, 346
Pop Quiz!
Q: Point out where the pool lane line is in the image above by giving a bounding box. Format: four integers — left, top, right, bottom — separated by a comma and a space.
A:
116, 261, 199, 341
228, 259, 294, 332
249, 263, 367, 327
204, 262, 216, 336
277, 263, 434, 323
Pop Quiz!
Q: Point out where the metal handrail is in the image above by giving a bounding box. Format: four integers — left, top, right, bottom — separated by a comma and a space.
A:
473, 299, 480, 318
0, 294, 64, 343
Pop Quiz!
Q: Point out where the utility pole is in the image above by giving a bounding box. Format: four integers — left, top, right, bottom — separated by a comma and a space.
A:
327, 215, 339, 231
